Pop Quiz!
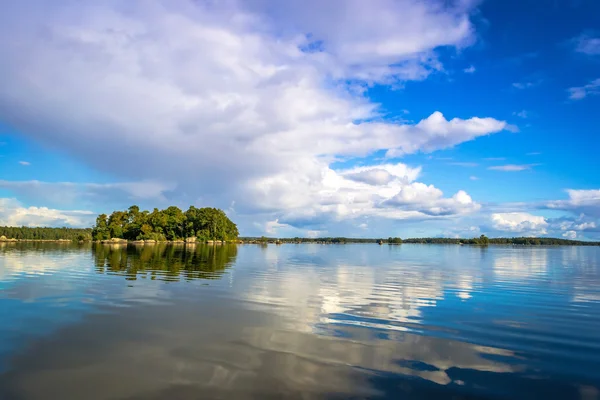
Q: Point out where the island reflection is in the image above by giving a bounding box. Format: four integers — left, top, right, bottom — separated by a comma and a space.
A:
92, 243, 238, 281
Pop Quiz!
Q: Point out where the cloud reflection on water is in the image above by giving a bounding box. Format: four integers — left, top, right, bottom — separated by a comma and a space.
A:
1, 243, 599, 398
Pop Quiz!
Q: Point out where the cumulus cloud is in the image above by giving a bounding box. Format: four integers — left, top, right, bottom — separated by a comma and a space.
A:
550, 213, 597, 234
342, 164, 419, 186
384, 185, 479, 217
463, 65, 476, 73
562, 230, 577, 240
0, 0, 512, 234
251, 162, 480, 228
0, 198, 94, 227
574, 221, 597, 230
568, 78, 600, 100
547, 189, 600, 217
491, 212, 548, 235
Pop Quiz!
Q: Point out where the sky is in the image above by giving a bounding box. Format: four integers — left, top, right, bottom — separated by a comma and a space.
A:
0, 0, 599, 240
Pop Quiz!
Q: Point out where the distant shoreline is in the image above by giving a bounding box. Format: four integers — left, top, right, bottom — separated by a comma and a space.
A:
1, 238, 599, 246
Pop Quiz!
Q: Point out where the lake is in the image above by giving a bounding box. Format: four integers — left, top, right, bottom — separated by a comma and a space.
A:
1, 242, 599, 399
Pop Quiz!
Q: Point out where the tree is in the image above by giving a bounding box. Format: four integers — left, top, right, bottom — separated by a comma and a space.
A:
388, 237, 402, 244
92, 214, 110, 240
477, 234, 489, 245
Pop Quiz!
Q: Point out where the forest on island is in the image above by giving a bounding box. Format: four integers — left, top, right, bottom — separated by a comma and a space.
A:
91, 205, 239, 242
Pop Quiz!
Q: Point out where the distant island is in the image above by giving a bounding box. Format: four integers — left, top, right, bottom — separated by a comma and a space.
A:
1, 212, 599, 246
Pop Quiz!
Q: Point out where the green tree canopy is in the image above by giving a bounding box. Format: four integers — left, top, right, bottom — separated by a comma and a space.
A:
91, 206, 238, 242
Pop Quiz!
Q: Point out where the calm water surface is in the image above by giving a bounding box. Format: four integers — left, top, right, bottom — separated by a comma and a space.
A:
1, 242, 600, 399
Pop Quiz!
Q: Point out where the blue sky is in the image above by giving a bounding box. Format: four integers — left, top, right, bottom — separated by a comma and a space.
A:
0, 0, 599, 239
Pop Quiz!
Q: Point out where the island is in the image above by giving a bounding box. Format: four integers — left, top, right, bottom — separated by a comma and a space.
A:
91, 205, 239, 243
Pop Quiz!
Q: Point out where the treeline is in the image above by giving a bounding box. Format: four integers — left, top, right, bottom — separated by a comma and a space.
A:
242, 235, 599, 246
0, 226, 91, 241
2, 224, 599, 246
403, 237, 600, 245
92, 205, 239, 242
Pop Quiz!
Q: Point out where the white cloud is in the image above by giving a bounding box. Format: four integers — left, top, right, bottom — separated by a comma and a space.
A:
562, 230, 577, 240
384, 185, 479, 217
250, 162, 480, 228
491, 212, 548, 235
574, 221, 596, 230
563, 190, 600, 206
0, 198, 94, 227
259, 219, 289, 235
568, 78, 600, 100
469, 176, 478, 181
342, 164, 419, 186
449, 162, 478, 167
0, 0, 513, 234
488, 164, 536, 172
573, 34, 600, 56
18, 161, 30, 166
463, 65, 476, 73
547, 189, 600, 217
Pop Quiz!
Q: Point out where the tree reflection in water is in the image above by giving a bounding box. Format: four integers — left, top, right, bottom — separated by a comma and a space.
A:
93, 243, 238, 281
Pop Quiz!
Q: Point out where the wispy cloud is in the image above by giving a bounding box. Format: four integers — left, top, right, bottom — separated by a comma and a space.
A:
18, 161, 30, 166
463, 65, 476, 74
488, 164, 538, 172
449, 162, 478, 167
483, 157, 506, 161
469, 176, 479, 181
512, 80, 541, 90
512, 110, 529, 119
526, 152, 541, 156
568, 78, 600, 100
573, 33, 600, 55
